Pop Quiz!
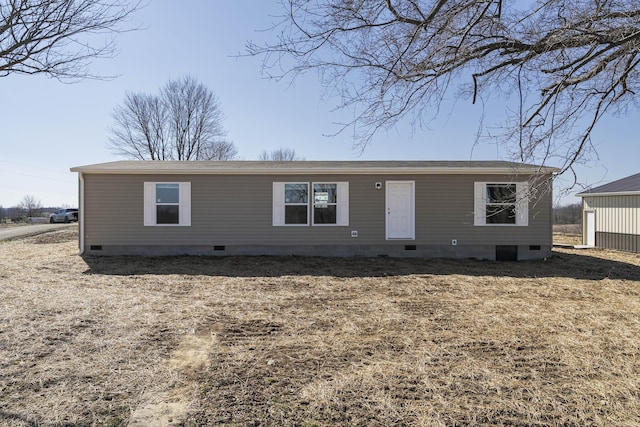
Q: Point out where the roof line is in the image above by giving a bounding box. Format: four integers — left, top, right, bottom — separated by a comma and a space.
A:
577, 191, 640, 197
71, 161, 559, 175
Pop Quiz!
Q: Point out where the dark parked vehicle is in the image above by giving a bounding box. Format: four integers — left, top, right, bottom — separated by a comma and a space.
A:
49, 208, 78, 223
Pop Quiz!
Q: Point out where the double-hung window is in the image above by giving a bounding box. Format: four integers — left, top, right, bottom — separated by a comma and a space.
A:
474, 182, 528, 226
313, 183, 338, 225
273, 182, 348, 226
144, 182, 191, 226
284, 183, 309, 225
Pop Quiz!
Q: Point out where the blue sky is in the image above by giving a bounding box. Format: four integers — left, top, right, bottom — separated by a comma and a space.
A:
0, 1, 637, 208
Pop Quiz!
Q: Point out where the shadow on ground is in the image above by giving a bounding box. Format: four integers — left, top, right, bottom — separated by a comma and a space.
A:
80, 250, 640, 281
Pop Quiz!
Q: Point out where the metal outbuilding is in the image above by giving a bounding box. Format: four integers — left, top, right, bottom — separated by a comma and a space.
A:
577, 173, 640, 252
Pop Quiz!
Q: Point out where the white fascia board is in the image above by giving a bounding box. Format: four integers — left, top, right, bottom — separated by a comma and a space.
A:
578, 191, 640, 197
70, 166, 559, 175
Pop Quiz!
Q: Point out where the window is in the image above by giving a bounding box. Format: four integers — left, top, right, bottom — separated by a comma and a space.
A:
285, 183, 309, 225
156, 183, 180, 224
486, 183, 516, 224
273, 182, 348, 226
313, 183, 337, 225
474, 182, 528, 226
144, 182, 191, 226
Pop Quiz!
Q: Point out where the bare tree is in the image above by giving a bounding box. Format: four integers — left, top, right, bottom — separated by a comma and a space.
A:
258, 147, 304, 161
553, 203, 582, 225
108, 75, 238, 160
110, 92, 168, 160
0, 0, 140, 80
204, 139, 239, 161
18, 194, 42, 219
249, 0, 640, 182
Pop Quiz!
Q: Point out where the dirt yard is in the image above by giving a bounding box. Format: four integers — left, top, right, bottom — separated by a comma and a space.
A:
1, 229, 639, 426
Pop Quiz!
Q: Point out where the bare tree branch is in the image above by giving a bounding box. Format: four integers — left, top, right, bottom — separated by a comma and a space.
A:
258, 147, 304, 161
108, 76, 237, 161
0, 0, 141, 81
248, 0, 640, 184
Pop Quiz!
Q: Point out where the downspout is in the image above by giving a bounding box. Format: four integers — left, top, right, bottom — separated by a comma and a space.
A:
78, 172, 85, 255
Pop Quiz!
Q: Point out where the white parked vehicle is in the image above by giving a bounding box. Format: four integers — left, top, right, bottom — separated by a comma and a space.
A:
49, 208, 78, 223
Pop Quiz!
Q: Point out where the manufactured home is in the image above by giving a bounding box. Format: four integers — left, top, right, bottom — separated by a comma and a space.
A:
578, 172, 640, 253
70, 161, 558, 260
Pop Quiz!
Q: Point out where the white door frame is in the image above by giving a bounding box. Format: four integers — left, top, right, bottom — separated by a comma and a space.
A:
385, 181, 415, 240
585, 210, 595, 247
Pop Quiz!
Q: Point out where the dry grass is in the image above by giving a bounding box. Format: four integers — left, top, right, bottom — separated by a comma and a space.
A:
1, 229, 640, 426
553, 224, 582, 236
553, 224, 582, 246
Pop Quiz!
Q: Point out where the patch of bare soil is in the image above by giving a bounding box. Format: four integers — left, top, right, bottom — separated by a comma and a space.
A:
128, 334, 213, 426
30, 229, 78, 244
1, 230, 640, 426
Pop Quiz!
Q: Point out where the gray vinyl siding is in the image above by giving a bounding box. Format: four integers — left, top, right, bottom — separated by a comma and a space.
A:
82, 173, 553, 248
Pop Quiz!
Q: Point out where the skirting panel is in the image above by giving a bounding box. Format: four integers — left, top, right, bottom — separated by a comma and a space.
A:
83, 244, 552, 260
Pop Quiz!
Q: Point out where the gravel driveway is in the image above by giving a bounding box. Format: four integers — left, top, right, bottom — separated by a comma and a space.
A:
0, 223, 77, 241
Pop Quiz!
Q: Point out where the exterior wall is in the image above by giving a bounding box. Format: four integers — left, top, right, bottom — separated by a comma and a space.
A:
595, 232, 640, 253
582, 195, 640, 253
82, 173, 554, 259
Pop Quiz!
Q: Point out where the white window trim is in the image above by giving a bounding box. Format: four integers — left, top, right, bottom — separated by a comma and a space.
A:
274, 182, 309, 226
144, 182, 191, 226
312, 182, 349, 226
474, 181, 528, 226
273, 182, 349, 226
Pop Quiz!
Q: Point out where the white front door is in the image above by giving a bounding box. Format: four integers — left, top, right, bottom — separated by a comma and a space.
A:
386, 181, 415, 240
585, 210, 595, 246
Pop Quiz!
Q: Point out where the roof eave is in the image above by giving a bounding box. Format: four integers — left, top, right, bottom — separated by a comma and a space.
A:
70, 166, 559, 175
577, 190, 640, 197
